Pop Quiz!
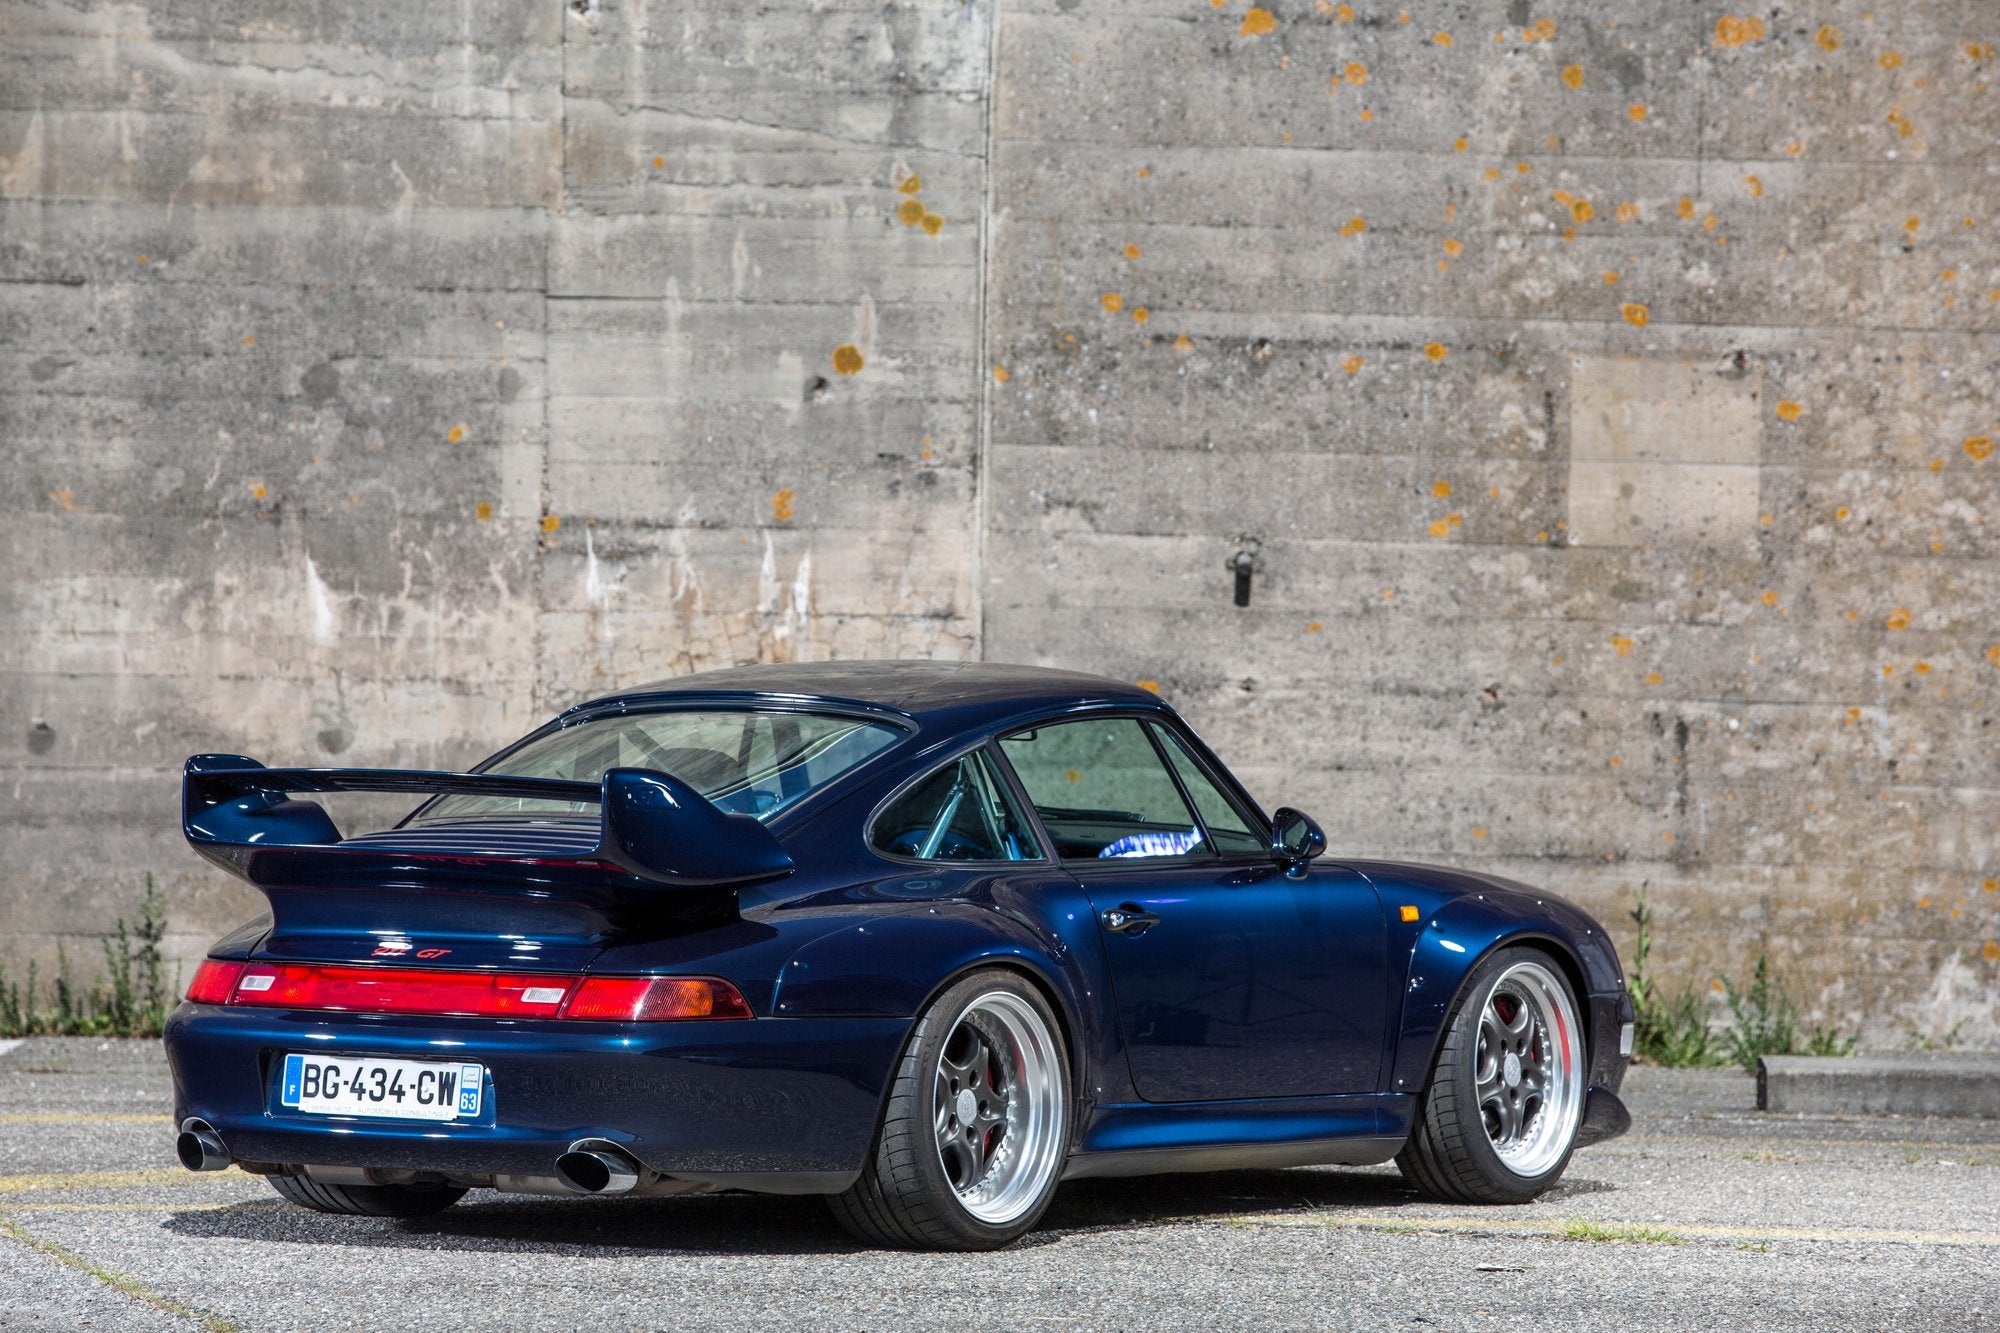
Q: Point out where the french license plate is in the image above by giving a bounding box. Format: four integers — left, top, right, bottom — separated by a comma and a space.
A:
280, 1054, 484, 1121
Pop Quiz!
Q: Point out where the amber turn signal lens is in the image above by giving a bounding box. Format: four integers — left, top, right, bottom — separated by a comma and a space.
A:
186, 958, 247, 1005
563, 976, 754, 1022
1399, 905, 1422, 923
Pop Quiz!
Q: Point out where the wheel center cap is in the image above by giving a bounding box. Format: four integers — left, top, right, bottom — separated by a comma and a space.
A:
955, 1088, 977, 1124
1503, 1052, 1523, 1088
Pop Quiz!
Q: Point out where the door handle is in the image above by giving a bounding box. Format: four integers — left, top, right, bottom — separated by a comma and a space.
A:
1101, 904, 1161, 936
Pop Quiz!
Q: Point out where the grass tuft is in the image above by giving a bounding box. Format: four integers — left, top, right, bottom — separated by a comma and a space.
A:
0, 876, 174, 1038
1559, 1218, 1686, 1245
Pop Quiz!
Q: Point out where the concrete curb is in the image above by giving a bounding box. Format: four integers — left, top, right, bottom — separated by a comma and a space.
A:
1758, 1053, 2000, 1118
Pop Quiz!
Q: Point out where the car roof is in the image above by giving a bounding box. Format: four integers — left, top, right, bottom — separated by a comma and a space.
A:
562, 660, 1164, 731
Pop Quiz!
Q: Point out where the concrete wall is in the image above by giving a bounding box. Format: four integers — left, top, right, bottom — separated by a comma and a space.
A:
3, 0, 1995, 1045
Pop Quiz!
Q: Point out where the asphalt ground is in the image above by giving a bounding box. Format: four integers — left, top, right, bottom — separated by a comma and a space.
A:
0, 1039, 1993, 1331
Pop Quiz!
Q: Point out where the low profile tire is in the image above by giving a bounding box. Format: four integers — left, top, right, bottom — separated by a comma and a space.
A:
1397, 946, 1587, 1205
267, 1172, 467, 1218
830, 969, 1070, 1251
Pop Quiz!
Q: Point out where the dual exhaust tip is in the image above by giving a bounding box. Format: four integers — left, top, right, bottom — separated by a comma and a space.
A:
174, 1118, 642, 1197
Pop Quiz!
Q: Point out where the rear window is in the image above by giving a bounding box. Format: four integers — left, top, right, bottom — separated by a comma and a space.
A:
415, 711, 902, 823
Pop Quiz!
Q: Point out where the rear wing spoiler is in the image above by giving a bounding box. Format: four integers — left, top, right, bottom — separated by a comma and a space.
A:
182, 754, 795, 892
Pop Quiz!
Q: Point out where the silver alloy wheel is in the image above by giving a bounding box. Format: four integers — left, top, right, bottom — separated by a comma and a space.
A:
1473, 959, 1583, 1177
931, 989, 1064, 1225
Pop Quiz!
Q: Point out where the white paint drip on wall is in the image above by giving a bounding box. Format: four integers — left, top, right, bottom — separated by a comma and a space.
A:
303, 552, 338, 645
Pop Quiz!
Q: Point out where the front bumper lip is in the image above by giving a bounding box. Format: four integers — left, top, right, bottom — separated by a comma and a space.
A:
1575, 1086, 1632, 1148
163, 1002, 908, 1183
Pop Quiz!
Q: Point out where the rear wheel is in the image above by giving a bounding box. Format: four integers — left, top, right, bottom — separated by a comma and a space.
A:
267, 1172, 467, 1217
1398, 947, 1586, 1204
830, 970, 1070, 1250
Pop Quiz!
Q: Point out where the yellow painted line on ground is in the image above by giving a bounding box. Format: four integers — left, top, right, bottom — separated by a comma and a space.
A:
0, 1168, 235, 1195
0, 1104, 172, 1112
1631, 1133, 2000, 1152
0, 1113, 170, 1124
0, 1210, 238, 1332
1234, 1212, 2000, 1248
6, 1200, 265, 1214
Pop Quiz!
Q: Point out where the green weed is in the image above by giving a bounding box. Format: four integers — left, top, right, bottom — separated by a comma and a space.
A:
0, 876, 174, 1038
1559, 1218, 1686, 1245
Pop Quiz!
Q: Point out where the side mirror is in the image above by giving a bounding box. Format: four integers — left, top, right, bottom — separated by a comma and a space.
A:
1269, 807, 1326, 877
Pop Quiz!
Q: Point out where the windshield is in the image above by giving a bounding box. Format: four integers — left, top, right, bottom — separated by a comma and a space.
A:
414, 710, 903, 823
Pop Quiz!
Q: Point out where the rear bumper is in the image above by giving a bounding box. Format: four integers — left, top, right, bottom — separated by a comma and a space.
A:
163, 1002, 908, 1190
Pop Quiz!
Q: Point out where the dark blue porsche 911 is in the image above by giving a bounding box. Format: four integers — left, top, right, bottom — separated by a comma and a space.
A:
167, 660, 1633, 1250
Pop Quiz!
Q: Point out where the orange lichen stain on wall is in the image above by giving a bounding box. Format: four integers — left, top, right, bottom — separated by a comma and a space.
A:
1985, 877, 1999, 892
1131, 307, 1150, 323
1571, 199, 1596, 222
1522, 17, 1556, 41
1561, 64, 1584, 89
832, 344, 865, 375
1603, 271, 1620, 285
1305, 622, 1324, 634
769, 489, 796, 523
1844, 707, 1861, 724
1627, 103, 1648, 121
1903, 215, 1921, 234
1427, 519, 1451, 538
1423, 342, 1449, 361
1334, 3, 1353, 21
1615, 202, 1640, 223
248, 482, 268, 500
1886, 109, 1915, 138
992, 365, 1010, 383
1484, 166, 1502, 181
1761, 590, 1780, 606
48, 488, 77, 512
1965, 436, 1994, 461
1610, 636, 1634, 655
1929, 457, 1946, 473
1342, 354, 1364, 374
1100, 293, 1124, 313
1433, 31, 1452, 46
1644, 672, 1664, 686
653, 155, 665, 169
1879, 51, 1903, 70
1620, 303, 1650, 326
1914, 661, 1933, 675
1432, 480, 1452, 498
1453, 137, 1469, 152
1124, 243, 1142, 260
1836, 505, 1852, 520
1776, 400, 1804, 421
1714, 16, 1766, 46
1985, 941, 2000, 961
1240, 7, 1277, 37
1816, 24, 1842, 51
1441, 238, 1464, 258
541, 514, 561, 534
1677, 196, 1697, 220
474, 501, 494, 521
1343, 61, 1370, 85
447, 423, 467, 443
1174, 333, 1195, 351
1745, 174, 1764, 198
1885, 607, 1912, 631
899, 174, 923, 195
897, 199, 926, 226
1340, 215, 1368, 237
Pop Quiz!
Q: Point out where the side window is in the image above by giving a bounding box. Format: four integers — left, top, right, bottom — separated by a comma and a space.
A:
999, 718, 1208, 861
871, 750, 1041, 862
1151, 724, 1267, 857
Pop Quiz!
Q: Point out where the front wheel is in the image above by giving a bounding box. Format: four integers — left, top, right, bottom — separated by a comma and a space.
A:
1397, 947, 1586, 1204
830, 970, 1070, 1250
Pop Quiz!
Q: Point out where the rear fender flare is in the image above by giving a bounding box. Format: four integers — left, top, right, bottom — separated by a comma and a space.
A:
770, 903, 1103, 1140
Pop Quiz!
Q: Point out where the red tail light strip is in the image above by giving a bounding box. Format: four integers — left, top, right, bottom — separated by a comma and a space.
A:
187, 961, 751, 1021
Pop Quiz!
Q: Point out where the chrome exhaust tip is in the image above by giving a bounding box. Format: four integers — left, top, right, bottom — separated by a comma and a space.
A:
553, 1139, 641, 1195
176, 1118, 231, 1172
